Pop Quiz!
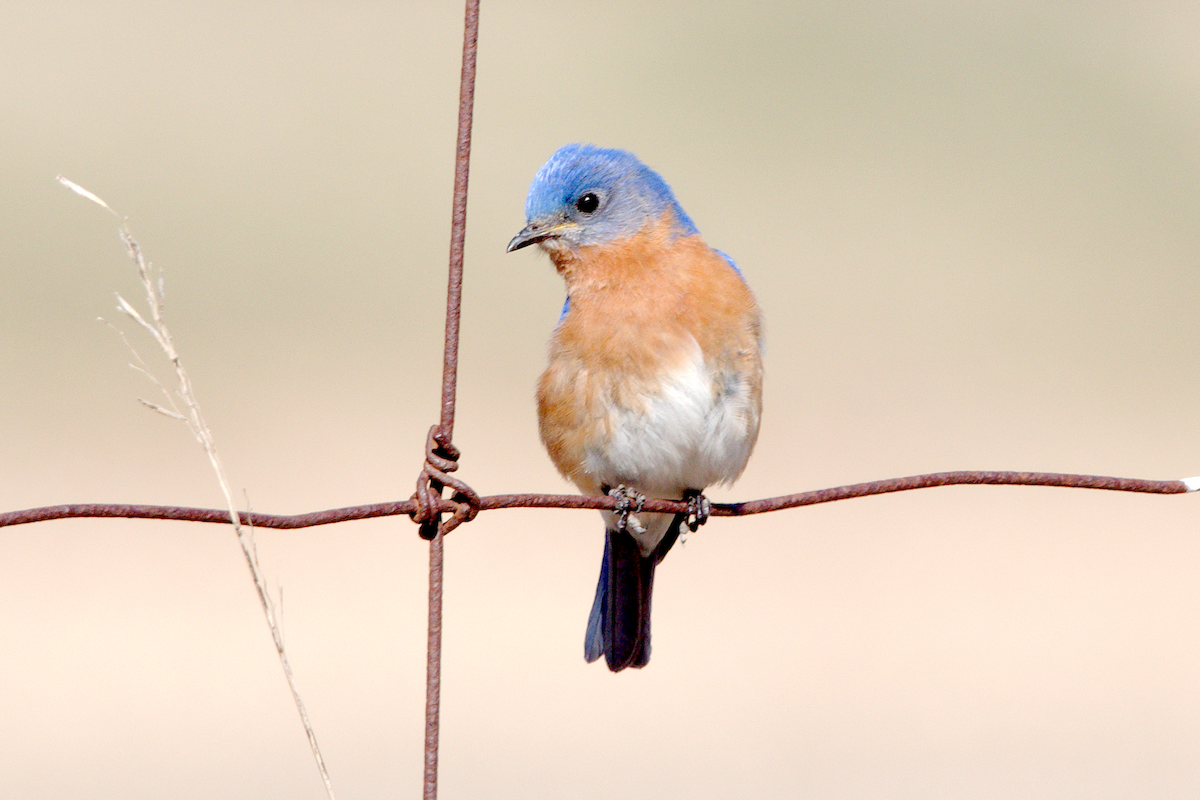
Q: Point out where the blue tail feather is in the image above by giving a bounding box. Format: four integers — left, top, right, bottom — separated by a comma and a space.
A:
584, 516, 684, 671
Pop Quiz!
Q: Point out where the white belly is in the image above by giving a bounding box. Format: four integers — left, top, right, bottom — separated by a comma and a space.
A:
584, 343, 759, 498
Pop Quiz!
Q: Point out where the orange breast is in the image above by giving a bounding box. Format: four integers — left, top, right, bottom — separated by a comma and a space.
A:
536, 212, 763, 494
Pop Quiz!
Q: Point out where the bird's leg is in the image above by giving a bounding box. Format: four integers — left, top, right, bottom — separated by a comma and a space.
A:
606, 484, 647, 535
682, 488, 711, 533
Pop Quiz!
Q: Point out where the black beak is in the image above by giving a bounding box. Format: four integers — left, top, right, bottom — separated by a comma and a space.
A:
507, 219, 571, 252
507, 224, 550, 252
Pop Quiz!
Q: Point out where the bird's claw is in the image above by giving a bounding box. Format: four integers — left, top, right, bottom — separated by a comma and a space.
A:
608, 485, 647, 534
684, 491, 711, 533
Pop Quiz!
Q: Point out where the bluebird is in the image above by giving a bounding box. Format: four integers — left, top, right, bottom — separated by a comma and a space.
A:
507, 144, 763, 671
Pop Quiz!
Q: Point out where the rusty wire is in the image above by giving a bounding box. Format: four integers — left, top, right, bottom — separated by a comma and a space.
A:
0, 471, 1190, 532
407, 1, 480, 798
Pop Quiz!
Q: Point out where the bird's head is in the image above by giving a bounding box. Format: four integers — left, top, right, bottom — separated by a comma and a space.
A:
507, 144, 697, 257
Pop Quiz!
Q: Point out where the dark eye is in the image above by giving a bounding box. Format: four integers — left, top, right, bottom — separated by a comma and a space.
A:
575, 192, 600, 214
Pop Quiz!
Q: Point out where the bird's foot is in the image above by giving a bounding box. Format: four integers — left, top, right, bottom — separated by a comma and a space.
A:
683, 489, 711, 533
607, 485, 647, 534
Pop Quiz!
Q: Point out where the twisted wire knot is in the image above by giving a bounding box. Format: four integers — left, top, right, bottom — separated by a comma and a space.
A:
410, 425, 480, 539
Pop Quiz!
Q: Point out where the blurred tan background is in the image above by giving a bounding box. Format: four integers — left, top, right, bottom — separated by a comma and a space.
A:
3, 1, 1200, 797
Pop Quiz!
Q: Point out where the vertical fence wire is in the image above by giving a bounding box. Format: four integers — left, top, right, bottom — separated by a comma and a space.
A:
422, 532, 445, 800
423, 1, 480, 798
437, 0, 480, 441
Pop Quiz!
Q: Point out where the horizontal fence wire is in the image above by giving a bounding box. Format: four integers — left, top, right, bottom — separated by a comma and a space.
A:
1, 471, 1191, 531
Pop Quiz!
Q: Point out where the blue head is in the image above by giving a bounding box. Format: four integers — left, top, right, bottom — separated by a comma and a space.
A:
507, 144, 698, 255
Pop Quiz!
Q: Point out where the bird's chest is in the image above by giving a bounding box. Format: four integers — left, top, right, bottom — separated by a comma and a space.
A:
537, 316, 750, 495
